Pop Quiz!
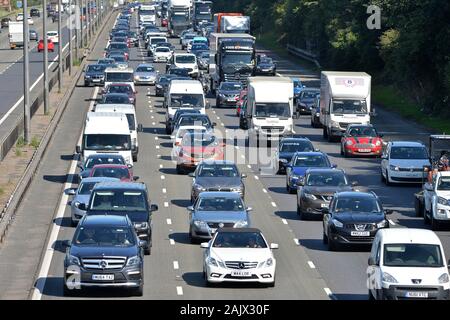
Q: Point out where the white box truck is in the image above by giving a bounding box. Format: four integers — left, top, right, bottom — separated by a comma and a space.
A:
243, 76, 297, 142
220, 15, 250, 34
76, 112, 134, 166
8, 21, 24, 49
319, 71, 372, 142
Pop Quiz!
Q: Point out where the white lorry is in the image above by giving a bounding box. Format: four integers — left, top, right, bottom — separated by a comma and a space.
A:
164, 79, 208, 133
243, 76, 297, 142
94, 104, 143, 162
104, 66, 135, 93
319, 71, 372, 142
8, 21, 24, 49
76, 112, 134, 166
220, 16, 250, 34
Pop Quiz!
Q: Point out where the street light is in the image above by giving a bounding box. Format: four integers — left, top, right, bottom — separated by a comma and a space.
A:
23, 0, 30, 143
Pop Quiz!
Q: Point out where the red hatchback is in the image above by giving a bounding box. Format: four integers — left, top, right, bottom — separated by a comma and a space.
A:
37, 39, 54, 52
89, 164, 138, 182
236, 88, 247, 116
340, 124, 383, 157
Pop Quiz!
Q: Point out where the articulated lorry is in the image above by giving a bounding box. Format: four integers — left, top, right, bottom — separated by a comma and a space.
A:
319, 71, 372, 142
168, 0, 192, 37
193, 0, 212, 31
209, 33, 256, 92
242, 76, 297, 142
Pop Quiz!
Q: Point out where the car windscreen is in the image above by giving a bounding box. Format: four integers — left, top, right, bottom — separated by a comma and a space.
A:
103, 95, 129, 104
332, 99, 367, 114
177, 116, 211, 128
79, 182, 97, 195
105, 72, 133, 82
300, 90, 320, 99
197, 197, 244, 211
181, 134, 217, 147
85, 156, 125, 169
306, 172, 348, 187
84, 134, 131, 151
220, 83, 242, 91
110, 55, 126, 62
390, 146, 428, 160
383, 244, 444, 267
74, 225, 136, 246
280, 141, 313, 153
108, 43, 128, 50
222, 53, 252, 65
169, 69, 190, 77
293, 155, 329, 167
177, 128, 206, 138
437, 177, 450, 190
156, 47, 170, 52
255, 103, 290, 118
150, 38, 165, 44
198, 164, 239, 177
87, 65, 106, 72
136, 66, 155, 72
347, 127, 378, 137
175, 55, 196, 64
90, 190, 147, 212
334, 197, 381, 213
212, 232, 267, 248
91, 167, 130, 180
125, 114, 136, 131
170, 94, 204, 108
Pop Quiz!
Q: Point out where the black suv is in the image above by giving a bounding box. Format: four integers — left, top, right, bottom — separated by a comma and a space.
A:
79, 182, 158, 255
63, 215, 144, 296
30, 8, 40, 17
322, 191, 392, 251
296, 168, 355, 220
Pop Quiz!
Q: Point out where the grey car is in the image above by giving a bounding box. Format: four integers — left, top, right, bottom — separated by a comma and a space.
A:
216, 82, 243, 108
189, 160, 246, 203
65, 177, 120, 226
134, 63, 159, 85
187, 192, 252, 242
29, 29, 38, 41
297, 88, 320, 114
78, 154, 127, 180
296, 168, 356, 220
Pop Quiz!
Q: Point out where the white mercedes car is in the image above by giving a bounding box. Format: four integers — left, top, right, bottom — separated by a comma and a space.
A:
201, 228, 278, 287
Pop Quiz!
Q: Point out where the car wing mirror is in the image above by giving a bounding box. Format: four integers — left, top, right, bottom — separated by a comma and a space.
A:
351, 181, 358, 187
188, 172, 195, 177
187, 206, 194, 211
75, 145, 81, 154
139, 240, 148, 248
246, 207, 253, 212
331, 164, 337, 168
138, 124, 143, 132
133, 176, 140, 181
384, 209, 393, 215
200, 242, 209, 248
77, 203, 86, 211
368, 257, 377, 266
64, 188, 76, 196
321, 207, 329, 214
150, 204, 158, 212
77, 163, 84, 170
62, 240, 72, 248
270, 243, 279, 249
241, 173, 247, 178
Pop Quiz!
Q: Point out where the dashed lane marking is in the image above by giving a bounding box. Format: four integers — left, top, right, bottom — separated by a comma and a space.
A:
271, 202, 277, 207
169, 239, 175, 245
162, 188, 167, 194
308, 261, 316, 269
164, 202, 169, 207
173, 261, 179, 270
166, 219, 172, 225
176, 286, 183, 295
282, 219, 288, 224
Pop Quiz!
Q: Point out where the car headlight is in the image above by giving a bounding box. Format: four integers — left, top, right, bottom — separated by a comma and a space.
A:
315, 112, 320, 116
126, 255, 141, 267
194, 184, 206, 192
330, 120, 340, 128
332, 219, 343, 228
345, 140, 354, 146
234, 220, 248, 228
375, 140, 382, 146
265, 258, 273, 267
67, 254, 80, 266
207, 256, 218, 267
290, 175, 301, 181
193, 220, 208, 229
382, 272, 398, 283
389, 165, 400, 171
304, 193, 317, 200
231, 186, 243, 193
134, 75, 140, 80
134, 222, 148, 229
437, 197, 449, 206
376, 220, 388, 228
438, 273, 449, 284
85, 75, 91, 78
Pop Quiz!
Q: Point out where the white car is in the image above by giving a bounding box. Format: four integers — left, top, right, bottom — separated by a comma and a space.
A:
153, 46, 172, 63
173, 53, 199, 78
423, 171, 450, 230
381, 141, 430, 185
16, 13, 23, 21
201, 228, 278, 286
47, 31, 59, 44
172, 125, 208, 147
367, 228, 450, 300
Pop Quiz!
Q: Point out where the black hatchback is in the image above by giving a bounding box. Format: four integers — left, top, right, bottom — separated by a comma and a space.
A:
322, 191, 392, 251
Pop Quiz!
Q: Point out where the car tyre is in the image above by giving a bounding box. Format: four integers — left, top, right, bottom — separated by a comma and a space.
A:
70, 218, 77, 227
424, 208, 431, 224
323, 127, 328, 139
133, 283, 144, 296
266, 280, 275, 288
385, 170, 392, 186
133, 154, 137, 162
297, 205, 308, 220
176, 165, 183, 175
431, 214, 440, 231
322, 231, 328, 244
216, 98, 220, 108
286, 183, 295, 194
414, 197, 423, 217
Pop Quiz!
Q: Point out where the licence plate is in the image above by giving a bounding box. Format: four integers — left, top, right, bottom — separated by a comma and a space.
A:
227, 98, 236, 102
350, 231, 370, 237
405, 291, 428, 298
92, 274, 114, 281
231, 270, 252, 277
321, 203, 329, 208
358, 149, 371, 153
92, 79, 101, 82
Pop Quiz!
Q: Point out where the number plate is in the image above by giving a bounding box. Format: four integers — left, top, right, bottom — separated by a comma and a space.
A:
350, 231, 370, 237
405, 291, 428, 298
358, 149, 371, 153
92, 274, 114, 281
321, 203, 328, 208
231, 270, 252, 277
92, 79, 101, 82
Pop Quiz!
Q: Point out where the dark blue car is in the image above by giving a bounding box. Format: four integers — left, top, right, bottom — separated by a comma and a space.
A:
276, 137, 315, 174
84, 64, 107, 87
285, 151, 335, 193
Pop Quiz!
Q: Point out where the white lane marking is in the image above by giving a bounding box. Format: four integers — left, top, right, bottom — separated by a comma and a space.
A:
159, 164, 163, 168
152, 122, 156, 125
271, 202, 277, 207
161, 175, 165, 180
151, 116, 155, 119
166, 218, 172, 225
212, 110, 216, 113
169, 239, 175, 245
294, 238, 299, 245
164, 202, 169, 207
176, 286, 183, 295
155, 136, 158, 140
388, 219, 396, 226
254, 175, 259, 180
156, 145, 160, 149
324, 288, 335, 299
221, 123, 224, 127
282, 219, 288, 224
308, 261, 316, 269
173, 261, 179, 270
150, 109, 153, 113
216, 116, 220, 120
157, 154, 161, 158
241, 155, 245, 159
247, 164, 251, 168
162, 188, 167, 194
234, 146, 239, 149
262, 188, 267, 193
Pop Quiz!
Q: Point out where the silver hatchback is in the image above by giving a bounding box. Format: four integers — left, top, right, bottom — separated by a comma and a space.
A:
134, 63, 159, 85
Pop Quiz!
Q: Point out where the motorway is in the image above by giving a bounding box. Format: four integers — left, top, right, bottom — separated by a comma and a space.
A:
0, 9, 448, 300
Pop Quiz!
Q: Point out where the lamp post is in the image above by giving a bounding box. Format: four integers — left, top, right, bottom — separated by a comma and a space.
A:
23, 0, 30, 143
43, 0, 49, 114
58, 0, 62, 92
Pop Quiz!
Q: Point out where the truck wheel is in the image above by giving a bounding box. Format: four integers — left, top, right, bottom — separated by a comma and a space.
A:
323, 127, 328, 139
322, 231, 328, 244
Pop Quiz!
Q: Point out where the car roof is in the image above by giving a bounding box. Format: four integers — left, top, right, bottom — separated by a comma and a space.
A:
378, 228, 442, 245
306, 168, 344, 174
390, 141, 425, 147
198, 191, 242, 199
93, 182, 147, 191
280, 137, 311, 143
82, 214, 130, 227
92, 164, 129, 169
107, 83, 132, 87
217, 228, 262, 233
86, 153, 124, 159
199, 160, 236, 166
80, 177, 121, 184
334, 191, 376, 199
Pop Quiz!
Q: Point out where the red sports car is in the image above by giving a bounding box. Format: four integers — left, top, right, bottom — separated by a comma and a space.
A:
340, 124, 383, 157
89, 164, 138, 182
37, 39, 54, 52
174, 132, 224, 174
236, 88, 247, 116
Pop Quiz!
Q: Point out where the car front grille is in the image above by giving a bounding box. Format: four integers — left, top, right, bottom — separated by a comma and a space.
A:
315, 195, 333, 201
224, 274, 259, 280
397, 167, 423, 172
207, 187, 232, 192
207, 222, 235, 228
354, 143, 374, 148
225, 261, 258, 269
81, 256, 127, 270
344, 223, 376, 231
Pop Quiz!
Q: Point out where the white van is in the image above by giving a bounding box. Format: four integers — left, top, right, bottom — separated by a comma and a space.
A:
171, 53, 199, 78
76, 112, 133, 166
104, 66, 135, 93
164, 79, 209, 133
367, 228, 450, 300
94, 104, 142, 162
